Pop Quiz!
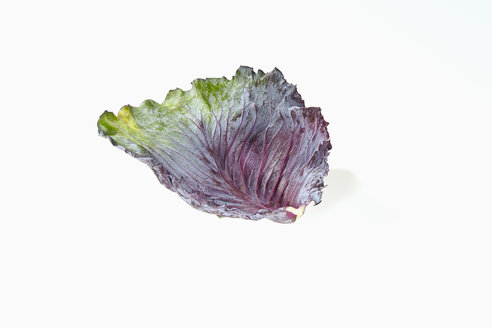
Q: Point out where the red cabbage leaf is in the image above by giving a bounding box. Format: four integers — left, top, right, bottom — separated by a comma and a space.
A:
97, 66, 331, 223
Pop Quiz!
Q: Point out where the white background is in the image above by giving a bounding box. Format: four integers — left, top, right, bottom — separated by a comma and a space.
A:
1, 0, 491, 327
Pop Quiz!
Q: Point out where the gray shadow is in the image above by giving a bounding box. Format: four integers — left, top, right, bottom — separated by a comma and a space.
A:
311, 169, 359, 213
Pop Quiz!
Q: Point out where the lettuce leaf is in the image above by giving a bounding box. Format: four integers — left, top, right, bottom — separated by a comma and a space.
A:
98, 66, 331, 223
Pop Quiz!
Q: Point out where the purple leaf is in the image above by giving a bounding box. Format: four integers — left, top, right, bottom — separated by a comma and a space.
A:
98, 66, 331, 223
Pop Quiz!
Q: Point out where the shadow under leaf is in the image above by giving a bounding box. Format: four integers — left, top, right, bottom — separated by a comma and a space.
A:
309, 169, 359, 215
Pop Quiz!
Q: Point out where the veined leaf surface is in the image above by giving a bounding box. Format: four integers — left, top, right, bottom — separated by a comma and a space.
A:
98, 66, 331, 223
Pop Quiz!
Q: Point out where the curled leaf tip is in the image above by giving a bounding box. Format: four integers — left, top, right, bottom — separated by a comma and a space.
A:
98, 66, 331, 223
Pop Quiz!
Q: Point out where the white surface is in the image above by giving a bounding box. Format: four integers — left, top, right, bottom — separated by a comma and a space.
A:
1, 0, 491, 327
